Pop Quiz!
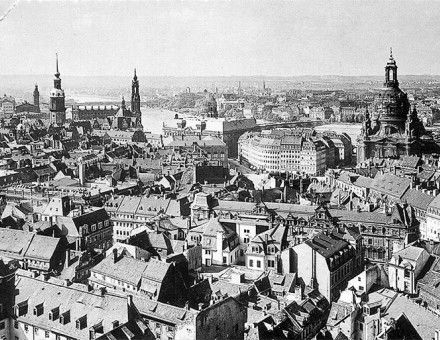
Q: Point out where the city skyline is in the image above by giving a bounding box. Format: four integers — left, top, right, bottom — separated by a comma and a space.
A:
0, 0, 440, 77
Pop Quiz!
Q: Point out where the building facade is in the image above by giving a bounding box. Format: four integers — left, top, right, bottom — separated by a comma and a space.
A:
239, 131, 332, 175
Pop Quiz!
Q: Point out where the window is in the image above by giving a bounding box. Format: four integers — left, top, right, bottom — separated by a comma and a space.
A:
268, 260, 275, 267
0, 322, 4, 330
24, 325, 28, 332
45, 331, 50, 338
14, 321, 18, 329
257, 260, 261, 268
249, 259, 253, 267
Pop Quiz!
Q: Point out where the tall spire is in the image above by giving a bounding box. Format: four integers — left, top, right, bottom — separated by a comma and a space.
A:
131, 68, 141, 115
55, 53, 60, 78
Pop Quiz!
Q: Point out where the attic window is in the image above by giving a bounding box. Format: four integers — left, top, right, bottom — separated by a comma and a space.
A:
49, 307, 59, 321
15, 301, 28, 317
60, 310, 70, 325
76, 315, 87, 330
33, 303, 44, 316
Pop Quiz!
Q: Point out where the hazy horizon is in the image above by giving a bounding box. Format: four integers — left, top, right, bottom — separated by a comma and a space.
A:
1, 0, 440, 77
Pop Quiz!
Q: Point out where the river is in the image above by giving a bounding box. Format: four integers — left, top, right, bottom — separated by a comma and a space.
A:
315, 123, 362, 145
140, 107, 178, 135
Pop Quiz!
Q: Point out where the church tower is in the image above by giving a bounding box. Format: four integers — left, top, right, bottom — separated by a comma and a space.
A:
385, 48, 398, 87
356, 49, 438, 163
33, 84, 40, 113
49, 54, 66, 125
131, 68, 141, 116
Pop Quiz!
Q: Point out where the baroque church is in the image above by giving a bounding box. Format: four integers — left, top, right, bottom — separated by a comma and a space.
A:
357, 50, 439, 162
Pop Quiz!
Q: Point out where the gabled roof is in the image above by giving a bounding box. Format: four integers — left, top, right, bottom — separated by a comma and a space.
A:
304, 232, 349, 259
370, 172, 411, 199
14, 271, 131, 340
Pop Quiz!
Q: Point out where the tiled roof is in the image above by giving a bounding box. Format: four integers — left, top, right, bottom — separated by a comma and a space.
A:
402, 189, 435, 211
93, 255, 148, 286
393, 245, 426, 262
370, 172, 411, 199
24, 234, 61, 261
92, 255, 171, 290
14, 271, 131, 340
428, 194, 440, 210
383, 293, 440, 340
304, 232, 349, 259
0, 228, 59, 261
133, 295, 196, 324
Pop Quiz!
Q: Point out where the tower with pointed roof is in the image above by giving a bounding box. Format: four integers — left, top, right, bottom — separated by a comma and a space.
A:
131, 68, 141, 116
49, 54, 66, 125
33, 84, 40, 113
357, 49, 438, 163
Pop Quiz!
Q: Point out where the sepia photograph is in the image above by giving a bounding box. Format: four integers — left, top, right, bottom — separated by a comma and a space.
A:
0, 0, 440, 339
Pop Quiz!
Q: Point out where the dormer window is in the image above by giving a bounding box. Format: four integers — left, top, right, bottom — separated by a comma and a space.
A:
60, 310, 70, 325
33, 303, 44, 316
49, 306, 59, 321
15, 301, 28, 317
76, 315, 87, 330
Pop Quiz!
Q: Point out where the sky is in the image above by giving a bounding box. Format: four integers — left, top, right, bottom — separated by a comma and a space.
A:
0, 0, 440, 77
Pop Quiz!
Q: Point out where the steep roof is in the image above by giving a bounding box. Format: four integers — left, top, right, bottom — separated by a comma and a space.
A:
370, 172, 411, 199
0, 228, 60, 261
14, 271, 131, 340
304, 232, 349, 259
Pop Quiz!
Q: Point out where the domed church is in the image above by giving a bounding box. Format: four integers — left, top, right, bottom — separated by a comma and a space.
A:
357, 49, 439, 163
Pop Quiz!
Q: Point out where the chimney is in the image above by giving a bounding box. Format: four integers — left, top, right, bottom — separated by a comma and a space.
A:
112, 248, 118, 263
127, 294, 133, 308
89, 328, 96, 340
65, 249, 71, 268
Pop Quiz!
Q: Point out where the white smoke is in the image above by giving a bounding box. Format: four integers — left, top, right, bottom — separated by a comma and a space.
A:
0, 0, 20, 23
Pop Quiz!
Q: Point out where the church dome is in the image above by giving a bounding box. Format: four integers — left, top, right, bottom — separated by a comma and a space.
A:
374, 50, 410, 133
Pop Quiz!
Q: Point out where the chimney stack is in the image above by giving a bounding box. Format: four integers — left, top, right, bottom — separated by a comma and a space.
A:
127, 294, 133, 308
112, 248, 118, 263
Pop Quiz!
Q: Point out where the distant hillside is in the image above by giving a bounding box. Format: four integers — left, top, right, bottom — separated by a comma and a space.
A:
1, 74, 440, 101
